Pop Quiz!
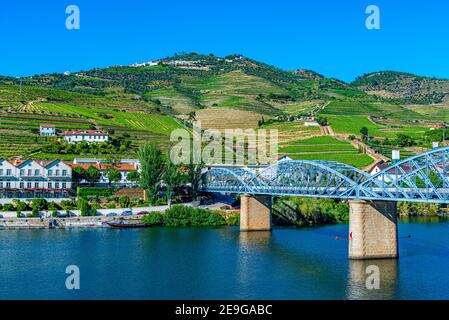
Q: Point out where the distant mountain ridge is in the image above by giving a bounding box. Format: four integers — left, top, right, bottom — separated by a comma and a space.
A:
352, 71, 449, 104
1, 53, 448, 113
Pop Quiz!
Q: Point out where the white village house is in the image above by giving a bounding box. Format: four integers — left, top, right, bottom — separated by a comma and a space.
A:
39, 124, 56, 136
64, 130, 109, 144
71, 158, 140, 186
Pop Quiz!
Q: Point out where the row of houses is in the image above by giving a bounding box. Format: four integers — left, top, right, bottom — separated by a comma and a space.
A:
39, 125, 110, 144
0, 158, 140, 199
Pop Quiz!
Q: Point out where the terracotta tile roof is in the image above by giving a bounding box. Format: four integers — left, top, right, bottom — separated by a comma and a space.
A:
70, 163, 136, 171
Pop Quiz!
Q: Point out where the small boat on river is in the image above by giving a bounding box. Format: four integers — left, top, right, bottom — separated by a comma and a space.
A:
106, 220, 151, 229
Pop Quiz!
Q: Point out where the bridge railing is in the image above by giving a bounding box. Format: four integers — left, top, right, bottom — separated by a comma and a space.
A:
201, 147, 449, 204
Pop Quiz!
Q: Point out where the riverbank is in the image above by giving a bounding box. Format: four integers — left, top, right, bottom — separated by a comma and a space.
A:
0, 215, 138, 229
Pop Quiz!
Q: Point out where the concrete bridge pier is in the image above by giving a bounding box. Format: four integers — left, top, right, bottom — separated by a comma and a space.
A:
349, 200, 398, 260
240, 194, 272, 232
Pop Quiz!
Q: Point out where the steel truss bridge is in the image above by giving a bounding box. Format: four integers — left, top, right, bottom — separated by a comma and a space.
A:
202, 147, 449, 204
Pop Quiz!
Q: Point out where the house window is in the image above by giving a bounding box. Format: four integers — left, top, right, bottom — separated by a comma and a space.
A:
27, 182, 31, 188
34, 182, 39, 188
20, 182, 24, 189
35, 169, 40, 176
48, 170, 53, 176
0, 169, 3, 176
62, 170, 67, 176
27, 169, 32, 176
55, 183, 60, 189
55, 170, 60, 176
6, 169, 11, 176
6, 182, 10, 189
62, 182, 66, 189
0, 182, 3, 188
48, 182, 52, 189
20, 169, 25, 176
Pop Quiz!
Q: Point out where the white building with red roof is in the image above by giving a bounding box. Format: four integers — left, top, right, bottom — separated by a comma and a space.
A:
64, 130, 109, 144
71, 158, 139, 186
0, 159, 72, 199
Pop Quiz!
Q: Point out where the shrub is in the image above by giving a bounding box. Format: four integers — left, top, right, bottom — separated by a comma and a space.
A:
106, 203, 116, 209
60, 200, 76, 211
119, 195, 131, 208
52, 211, 58, 218
163, 205, 226, 227
31, 199, 47, 211
15, 201, 27, 212
155, 197, 167, 206
48, 202, 58, 211
3, 204, 14, 211
226, 214, 240, 226
78, 187, 114, 197
31, 207, 39, 218
142, 212, 164, 226
76, 198, 91, 216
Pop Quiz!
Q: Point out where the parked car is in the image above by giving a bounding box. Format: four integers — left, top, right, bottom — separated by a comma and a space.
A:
121, 209, 133, 216
106, 212, 118, 217
137, 211, 149, 216
57, 212, 77, 218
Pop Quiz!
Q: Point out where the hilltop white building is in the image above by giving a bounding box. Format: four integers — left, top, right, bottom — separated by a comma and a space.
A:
64, 130, 109, 144
39, 124, 56, 136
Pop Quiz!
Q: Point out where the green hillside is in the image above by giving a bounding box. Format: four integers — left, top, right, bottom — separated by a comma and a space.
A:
352, 71, 449, 104
0, 53, 446, 164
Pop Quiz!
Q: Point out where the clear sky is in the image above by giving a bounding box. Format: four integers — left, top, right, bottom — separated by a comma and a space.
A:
1, 0, 448, 82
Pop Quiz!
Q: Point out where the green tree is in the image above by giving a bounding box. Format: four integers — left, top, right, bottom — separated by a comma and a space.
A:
31, 198, 47, 211
138, 144, 165, 205
15, 200, 27, 212
60, 200, 75, 212
316, 116, 328, 126
187, 160, 205, 203
395, 134, 415, 147
127, 170, 140, 183
360, 127, 369, 140
119, 195, 131, 208
107, 169, 121, 186
164, 158, 180, 207
86, 166, 101, 186
72, 166, 87, 183
76, 198, 90, 216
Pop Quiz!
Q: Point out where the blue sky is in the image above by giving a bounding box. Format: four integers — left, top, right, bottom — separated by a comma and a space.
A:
0, 0, 448, 81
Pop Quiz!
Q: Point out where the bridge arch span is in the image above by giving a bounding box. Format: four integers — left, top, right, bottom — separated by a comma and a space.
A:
356, 147, 449, 203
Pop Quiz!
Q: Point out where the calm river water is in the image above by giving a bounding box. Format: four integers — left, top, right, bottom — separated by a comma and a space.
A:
1, 218, 449, 299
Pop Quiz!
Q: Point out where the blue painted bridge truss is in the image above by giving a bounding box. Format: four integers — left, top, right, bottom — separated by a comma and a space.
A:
201, 147, 449, 204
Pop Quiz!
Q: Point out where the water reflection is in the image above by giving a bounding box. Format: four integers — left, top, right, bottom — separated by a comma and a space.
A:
239, 231, 272, 248
347, 259, 398, 300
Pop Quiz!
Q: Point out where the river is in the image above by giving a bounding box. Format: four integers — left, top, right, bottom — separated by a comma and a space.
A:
1, 217, 449, 299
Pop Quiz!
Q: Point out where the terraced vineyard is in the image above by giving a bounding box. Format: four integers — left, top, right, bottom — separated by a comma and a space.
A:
278, 136, 373, 168
0, 87, 181, 159
0, 53, 446, 167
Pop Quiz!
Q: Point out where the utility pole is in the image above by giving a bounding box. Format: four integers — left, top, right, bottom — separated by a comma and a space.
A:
441, 123, 447, 147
